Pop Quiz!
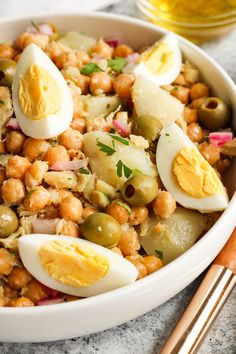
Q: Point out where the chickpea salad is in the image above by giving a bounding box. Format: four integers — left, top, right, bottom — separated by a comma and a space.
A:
0, 23, 235, 307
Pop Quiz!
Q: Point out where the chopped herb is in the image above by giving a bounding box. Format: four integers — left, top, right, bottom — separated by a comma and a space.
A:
80, 31, 86, 35
108, 57, 127, 72
109, 133, 129, 145
31, 20, 40, 31
116, 160, 133, 178
114, 200, 131, 214
110, 128, 116, 134
81, 63, 103, 75
132, 168, 142, 176
165, 133, 170, 137
96, 138, 116, 156
79, 167, 90, 175
171, 86, 178, 92
155, 249, 163, 259
67, 178, 73, 181
0, 99, 4, 105
25, 189, 36, 199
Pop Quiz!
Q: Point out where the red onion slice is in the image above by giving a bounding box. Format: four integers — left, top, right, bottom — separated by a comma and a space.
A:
26, 23, 54, 36
104, 36, 121, 48
50, 159, 88, 171
209, 132, 233, 147
113, 119, 129, 137
36, 297, 64, 306
6, 118, 21, 131
32, 218, 59, 234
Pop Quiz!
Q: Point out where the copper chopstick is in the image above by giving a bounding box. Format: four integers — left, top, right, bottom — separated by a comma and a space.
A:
159, 228, 236, 354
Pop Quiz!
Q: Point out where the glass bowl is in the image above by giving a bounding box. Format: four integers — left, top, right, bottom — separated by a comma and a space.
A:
137, 0, 236, 43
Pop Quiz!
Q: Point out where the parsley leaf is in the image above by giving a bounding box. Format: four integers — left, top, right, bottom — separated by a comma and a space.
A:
108, 57, 127, 72
116, 160, 133, 178
155, 249, 163, 259
79, 167, 90, 175
31, 20, 40, 31
109, 134, 129, 145
25, 189, 36, 199
96, 138, 116, 156
0, 99, 4, 105
81, 63, 103, 75
114, 200, 131, 214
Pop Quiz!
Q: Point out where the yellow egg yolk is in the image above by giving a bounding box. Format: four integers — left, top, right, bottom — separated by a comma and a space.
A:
39, 240, 109, 287
19, 64, 62, 120
173, 147, 224, 198
141, 42, 173, 76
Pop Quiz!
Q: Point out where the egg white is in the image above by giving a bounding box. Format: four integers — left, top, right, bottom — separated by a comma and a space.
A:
133, 33, 182, 87
19, 234, 138, 297
156, 123, 229, 212
12, 44, 73, 139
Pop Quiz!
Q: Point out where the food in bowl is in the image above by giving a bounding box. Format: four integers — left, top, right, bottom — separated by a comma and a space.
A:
0, 21, 235, 308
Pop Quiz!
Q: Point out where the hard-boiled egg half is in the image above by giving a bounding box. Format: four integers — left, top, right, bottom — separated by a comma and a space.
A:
133, 33, 181, 86
156, 123, 229, 212
12, 44, 73, 139
19, 234, 138, 297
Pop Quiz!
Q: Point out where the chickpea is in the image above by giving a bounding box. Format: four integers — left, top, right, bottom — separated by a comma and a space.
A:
173, 73, 188, 87
113, 44, 133, 58
216, 159, 230, 174
129, 206, 148, 226
2, 178, 25, 204
8, 267, 32, 290
142, 255, 163, 275
17, 32, 49, 50
24, 186, 51, 212
23, 279, 48, 303
0, 248, 15, 276
113, 73, 135, 99
59, 220, 80, 238
58, 190, 74, 203
55, 51, 89, 70
6, 156, 31, 180
190, 83, 209, 101
90, 72, 113, 96
70, 116, 86, 133
0, 298, 5, 307
183, 107, 198, 124
77, 74, 90, 94
190, 97, 207, 109
92, 39, 113, 60
59, 196, 83, 222
187, 123, 204, 143
7, 297, 34, 307
153, 191, 176, 219
82, 205, 97, 219
0, 44, 15, 59
25, 161, 49, 191
106, 200, 130, 224
3, 284, 18, 299
59, 128, 83, 150
171, 86, 190, 104
0, 141, 6, 154
199, 142, 220, 166
118, 229, 140, 256
6, 131, 25, 154
44, 145, 70, 166
45, 41, 63, 62
0, 168, 6, 186
125, 255, 147, 279
23, 138, 50, 161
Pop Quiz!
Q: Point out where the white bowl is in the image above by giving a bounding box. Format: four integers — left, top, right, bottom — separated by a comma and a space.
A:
0, 12, 235, 343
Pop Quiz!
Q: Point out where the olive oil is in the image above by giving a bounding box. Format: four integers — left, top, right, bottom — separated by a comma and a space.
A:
137, 0, 236, 42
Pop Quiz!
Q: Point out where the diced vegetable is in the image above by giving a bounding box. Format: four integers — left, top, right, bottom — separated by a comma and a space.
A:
81, 95, 122, 118
209, 132, 233, 147
83, 131, 157, 190
50, 159, 88, 171
132, 75, 184, 128
57, 31, 96, 52
139, 207, 207, 264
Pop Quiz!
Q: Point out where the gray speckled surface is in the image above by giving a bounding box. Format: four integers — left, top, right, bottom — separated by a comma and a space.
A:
1, 1, 236, 353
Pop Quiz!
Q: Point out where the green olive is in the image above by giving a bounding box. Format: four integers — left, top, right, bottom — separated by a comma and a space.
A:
198, 97, 230, 130
81, 212, 121, 247
122, 174, 158, 206
131, 115, 162, 141
0, 205, 19, 238
0, 59, 16, 87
